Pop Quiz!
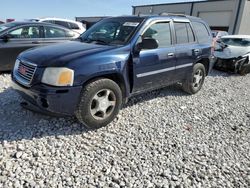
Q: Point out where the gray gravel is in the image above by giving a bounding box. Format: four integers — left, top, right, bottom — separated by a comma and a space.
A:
0, 70, 249, 187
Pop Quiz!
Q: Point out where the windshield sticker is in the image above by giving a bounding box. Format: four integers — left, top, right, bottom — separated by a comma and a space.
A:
123, 22, 139, 27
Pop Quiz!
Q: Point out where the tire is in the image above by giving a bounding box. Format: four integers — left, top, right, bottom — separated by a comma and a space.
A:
75, 78, 122, 129
182, 63, 206, 94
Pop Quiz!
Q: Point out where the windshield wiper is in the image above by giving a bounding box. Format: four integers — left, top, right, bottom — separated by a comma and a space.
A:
81, 38, 109, 45
89, 39, 109, 45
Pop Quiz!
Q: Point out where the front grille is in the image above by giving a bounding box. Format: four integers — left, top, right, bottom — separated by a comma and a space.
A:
15, 60, 37, 86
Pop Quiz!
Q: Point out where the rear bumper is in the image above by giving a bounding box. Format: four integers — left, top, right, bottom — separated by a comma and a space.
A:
11, 77, 82, 116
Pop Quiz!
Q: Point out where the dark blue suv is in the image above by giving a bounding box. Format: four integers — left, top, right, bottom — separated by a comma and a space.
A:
12, 15, 212, 128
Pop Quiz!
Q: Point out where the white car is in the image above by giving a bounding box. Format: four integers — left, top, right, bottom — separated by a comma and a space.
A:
214, 35, 250, 75
29, 18, 86, 34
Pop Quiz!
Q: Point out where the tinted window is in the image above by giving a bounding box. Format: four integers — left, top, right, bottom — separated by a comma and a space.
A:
65, 30, 76, 38
9, 26, 40, 38
192, 22, 210, 43
44, 26, 66, 38
174, 23, 189, 44
142, 22, 172, 48
69, 22, 79, 30
186, 23, 195, 42
55, 21, 70, 29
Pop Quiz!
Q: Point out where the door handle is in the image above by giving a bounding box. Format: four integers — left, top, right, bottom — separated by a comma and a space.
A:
168, 53, 175, 57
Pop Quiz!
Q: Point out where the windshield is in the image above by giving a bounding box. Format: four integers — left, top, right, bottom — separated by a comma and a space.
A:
0, 23, 17, 32
221, 38, 250, 47
79, 17, 144, 45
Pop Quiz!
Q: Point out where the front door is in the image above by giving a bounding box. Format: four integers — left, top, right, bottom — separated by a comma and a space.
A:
132, 21, 176, 93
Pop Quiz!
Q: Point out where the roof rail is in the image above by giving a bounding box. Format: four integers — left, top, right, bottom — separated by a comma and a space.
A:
159, 12, 187, 17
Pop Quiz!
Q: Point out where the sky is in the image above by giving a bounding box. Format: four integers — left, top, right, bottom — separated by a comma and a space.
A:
0, 0, 202, 21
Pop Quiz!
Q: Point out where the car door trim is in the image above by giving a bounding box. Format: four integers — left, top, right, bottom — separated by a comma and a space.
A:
137, 63, 193, 78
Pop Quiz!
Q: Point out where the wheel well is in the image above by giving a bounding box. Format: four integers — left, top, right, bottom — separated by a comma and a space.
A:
83, 74, 127, 101
196, 58, 210, 75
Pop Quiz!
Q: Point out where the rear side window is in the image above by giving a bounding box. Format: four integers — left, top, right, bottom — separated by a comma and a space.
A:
174, 23, 188, 44
142, 22, 172, 48
174, 22, 195, 44
54, 21, 70, 29
192, 22, 210, 43
44, 26, 66, 38
68, 22, 79, 30
186, 24, 195, 42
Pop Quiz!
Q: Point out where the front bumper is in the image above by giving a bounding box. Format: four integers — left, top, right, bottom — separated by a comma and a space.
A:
214, 56, 250, 74
12, 77, 82, 116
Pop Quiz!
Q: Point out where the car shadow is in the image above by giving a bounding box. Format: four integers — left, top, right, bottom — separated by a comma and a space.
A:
0, 84, 188, 142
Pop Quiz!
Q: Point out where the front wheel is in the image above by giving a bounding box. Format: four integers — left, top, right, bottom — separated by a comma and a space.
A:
75, 78, 122, 129
182, 63, 206, 94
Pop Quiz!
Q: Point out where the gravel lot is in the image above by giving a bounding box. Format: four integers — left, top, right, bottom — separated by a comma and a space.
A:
0, 70, 249, 188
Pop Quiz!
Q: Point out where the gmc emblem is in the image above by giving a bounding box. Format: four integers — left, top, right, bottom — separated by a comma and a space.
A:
19, 66, 27, 75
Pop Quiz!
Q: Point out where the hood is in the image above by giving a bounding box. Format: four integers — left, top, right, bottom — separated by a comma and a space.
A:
19, 41, 116, 67
215, 45, 250, 59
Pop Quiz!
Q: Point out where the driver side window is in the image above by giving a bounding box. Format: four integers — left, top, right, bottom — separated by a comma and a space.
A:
141, 22, 172, 48
9, 26, 40, 39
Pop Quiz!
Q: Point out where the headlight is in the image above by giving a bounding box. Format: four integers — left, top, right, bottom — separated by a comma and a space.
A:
14, 59, 20, 72
41, 67, 74, 86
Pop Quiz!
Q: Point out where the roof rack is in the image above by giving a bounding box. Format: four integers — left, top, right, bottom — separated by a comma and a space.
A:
159, 12, 187, 17
137, 12, 188, 17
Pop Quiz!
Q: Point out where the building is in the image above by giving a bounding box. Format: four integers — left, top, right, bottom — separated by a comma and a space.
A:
132, 0, 250, 34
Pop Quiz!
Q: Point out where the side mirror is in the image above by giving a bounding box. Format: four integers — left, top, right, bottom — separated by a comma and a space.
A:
1, 34, 12, 42
137, 38, 158, 50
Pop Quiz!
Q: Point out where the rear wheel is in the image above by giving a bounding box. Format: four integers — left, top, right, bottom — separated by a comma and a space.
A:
182, 63, 206, 94
75, 78, 122, 129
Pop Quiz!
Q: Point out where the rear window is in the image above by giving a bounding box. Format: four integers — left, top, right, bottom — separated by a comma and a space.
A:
221, 38, 250, 47
44, 26, 66, 38
192, 21, 211, 43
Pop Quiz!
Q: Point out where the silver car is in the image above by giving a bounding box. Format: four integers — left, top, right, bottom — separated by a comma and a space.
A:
214, 35, 250, 75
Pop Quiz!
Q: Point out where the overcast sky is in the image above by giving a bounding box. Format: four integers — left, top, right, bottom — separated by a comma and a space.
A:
0, 0, 203, 21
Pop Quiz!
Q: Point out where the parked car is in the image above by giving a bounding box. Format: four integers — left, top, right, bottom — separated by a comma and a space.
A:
0, 21, 79, 71
29, 18, 86, 34
12, 15, 212, 128
214, 35, 250, 75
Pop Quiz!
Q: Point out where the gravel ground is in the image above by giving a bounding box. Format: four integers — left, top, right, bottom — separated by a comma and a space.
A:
0, 70, 249, 188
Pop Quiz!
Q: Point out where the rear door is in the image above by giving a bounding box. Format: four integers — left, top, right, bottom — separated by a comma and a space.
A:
132, 20, 176, 93
0, 25, 43, 71
41, 26, 76, 45
173, 21, 199, 81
